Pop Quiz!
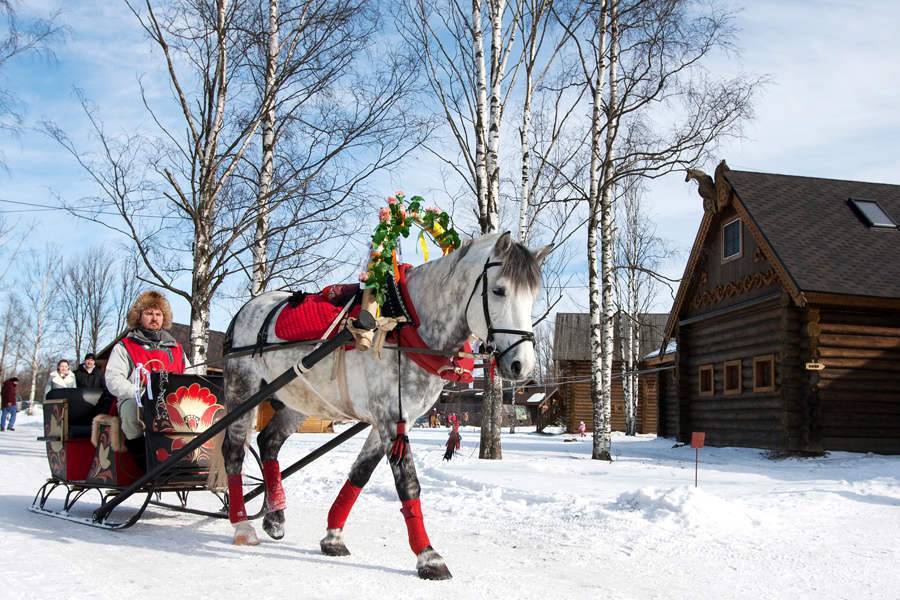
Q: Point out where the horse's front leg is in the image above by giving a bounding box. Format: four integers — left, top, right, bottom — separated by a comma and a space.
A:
387, 428, 452, 580
321, 427, 383, 556
258, 402, 305, 540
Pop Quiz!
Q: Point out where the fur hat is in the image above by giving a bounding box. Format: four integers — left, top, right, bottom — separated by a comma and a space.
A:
127, 290, 173, 329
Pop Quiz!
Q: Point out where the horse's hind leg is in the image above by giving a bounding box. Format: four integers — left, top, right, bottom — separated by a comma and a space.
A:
257, 402, 305, 540
320, 427, 383, 556
385, 428, 452, 580
222, 365, 261, 545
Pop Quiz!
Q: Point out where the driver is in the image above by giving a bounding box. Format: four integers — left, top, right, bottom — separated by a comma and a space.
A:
105, 290, 190, 464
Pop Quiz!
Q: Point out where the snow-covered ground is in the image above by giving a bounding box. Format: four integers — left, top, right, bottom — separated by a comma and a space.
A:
1, 409, 898, 600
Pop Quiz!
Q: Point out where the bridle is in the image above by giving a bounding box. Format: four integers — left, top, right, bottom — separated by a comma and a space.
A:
464, 255, 535, 362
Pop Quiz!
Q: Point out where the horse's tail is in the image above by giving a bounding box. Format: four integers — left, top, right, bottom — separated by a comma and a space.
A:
205, 407, 256, 491
206, 431, 228, 491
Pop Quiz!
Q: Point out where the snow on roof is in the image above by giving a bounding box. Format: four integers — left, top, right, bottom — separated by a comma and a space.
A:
525, 393, 545, 404
643, 339, 677, 360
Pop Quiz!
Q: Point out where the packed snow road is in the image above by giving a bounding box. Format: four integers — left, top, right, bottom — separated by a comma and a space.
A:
1, 410, 898, 600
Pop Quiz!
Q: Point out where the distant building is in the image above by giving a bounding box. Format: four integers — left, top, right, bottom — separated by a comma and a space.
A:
553, 311, 668, 433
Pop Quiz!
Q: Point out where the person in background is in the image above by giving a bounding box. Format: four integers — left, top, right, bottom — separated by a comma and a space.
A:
48, 359, 77, 391
105, 290, 190, 465
462, 411, 470, 429
75, 353, 104, 389
578, 420, 586, 438
1, 377, 18, 431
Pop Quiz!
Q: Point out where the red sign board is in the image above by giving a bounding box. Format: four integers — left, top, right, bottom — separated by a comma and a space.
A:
691, 432, 705, 449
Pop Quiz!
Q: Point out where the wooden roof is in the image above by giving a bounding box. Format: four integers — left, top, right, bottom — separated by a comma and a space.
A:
553, 312, 668, 362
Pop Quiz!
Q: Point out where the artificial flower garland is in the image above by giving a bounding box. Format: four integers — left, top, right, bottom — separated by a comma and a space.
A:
360, 192, 461, 306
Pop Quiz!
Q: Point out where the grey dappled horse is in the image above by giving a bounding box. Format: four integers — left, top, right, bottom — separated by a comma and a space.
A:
215, 232, 549, 579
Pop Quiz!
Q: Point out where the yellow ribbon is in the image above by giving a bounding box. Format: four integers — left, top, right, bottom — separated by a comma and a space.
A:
418, 230, 430, 262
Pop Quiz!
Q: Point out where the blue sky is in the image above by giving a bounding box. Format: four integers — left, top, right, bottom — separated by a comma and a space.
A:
3, 0, 900, 332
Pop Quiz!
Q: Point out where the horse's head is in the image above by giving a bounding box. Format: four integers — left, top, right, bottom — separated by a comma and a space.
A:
465, 232, 552, 380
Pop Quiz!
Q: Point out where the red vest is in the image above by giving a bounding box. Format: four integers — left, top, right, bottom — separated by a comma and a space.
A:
121, 335, 186, 375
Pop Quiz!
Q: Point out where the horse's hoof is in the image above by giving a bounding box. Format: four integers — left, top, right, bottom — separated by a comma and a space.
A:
263, 509, 285, 540
233, 521, 260, 546
416, 547, 452, 580
320, 528, 350, 556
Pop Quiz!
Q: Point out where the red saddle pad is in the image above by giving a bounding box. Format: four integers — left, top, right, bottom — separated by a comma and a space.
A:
274, 285, 359, 342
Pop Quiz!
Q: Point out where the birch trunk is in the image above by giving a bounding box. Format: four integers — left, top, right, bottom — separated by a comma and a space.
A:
517, 2, 537, 244
588, 0, 609, 460
251, 0, 279, 297
190, 223, 212, 374
485, 0, 504, 232
594, 0, 618, 460
480, 372, 504, 459
472, 0, 490, 232
27, 280, 50, 415
0, 303, 13, 379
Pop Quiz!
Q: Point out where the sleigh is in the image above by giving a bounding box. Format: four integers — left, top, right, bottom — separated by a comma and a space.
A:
30, 311, 376, 530
31, 374, 266, 528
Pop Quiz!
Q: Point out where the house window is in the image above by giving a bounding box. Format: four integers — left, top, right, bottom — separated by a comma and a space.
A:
753, 355, 776, 392
699, 364, 714, 396
724, 360, 742, 395
849, 198, 897, 229
722, 218, 742, 261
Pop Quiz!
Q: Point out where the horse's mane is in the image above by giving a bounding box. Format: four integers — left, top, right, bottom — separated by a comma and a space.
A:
445, 233, 541, 293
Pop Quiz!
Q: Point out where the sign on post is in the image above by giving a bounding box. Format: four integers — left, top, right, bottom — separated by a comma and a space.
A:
691, 432, 705, 487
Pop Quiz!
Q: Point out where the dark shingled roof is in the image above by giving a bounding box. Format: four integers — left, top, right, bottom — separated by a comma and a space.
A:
553, 312, 668, 362
725, 170, 900, 299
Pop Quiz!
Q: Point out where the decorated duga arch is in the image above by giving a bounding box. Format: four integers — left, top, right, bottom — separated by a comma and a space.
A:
29, 192, 551, 581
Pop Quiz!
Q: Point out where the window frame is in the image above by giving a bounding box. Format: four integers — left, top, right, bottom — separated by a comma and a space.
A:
722, 217, 743, 262
698, 364, 714, 397
848, 198, 897, 229
753, 354, 776, 393
723, 359, 742, 396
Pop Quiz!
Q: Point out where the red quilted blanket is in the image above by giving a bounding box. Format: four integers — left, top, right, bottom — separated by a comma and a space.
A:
274, 284, 360, 342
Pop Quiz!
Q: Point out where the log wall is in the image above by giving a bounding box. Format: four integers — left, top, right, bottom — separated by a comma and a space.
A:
678, 296, 789, 449
810, 308, 900, 453
559, 360, 657, 434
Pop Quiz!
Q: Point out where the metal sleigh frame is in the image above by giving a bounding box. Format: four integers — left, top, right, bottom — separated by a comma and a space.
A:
28, 312, 376, 530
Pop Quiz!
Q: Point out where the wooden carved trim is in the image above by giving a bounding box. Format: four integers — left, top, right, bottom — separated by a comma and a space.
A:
690, 268, 779, 310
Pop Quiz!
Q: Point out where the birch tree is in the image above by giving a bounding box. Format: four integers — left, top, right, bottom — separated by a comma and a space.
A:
22, 250, 59, 414
615, 182, 673, 435
0, 293, 23, 379
554, 0, 759, 459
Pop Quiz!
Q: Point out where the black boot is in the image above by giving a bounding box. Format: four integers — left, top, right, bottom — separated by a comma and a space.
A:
125, 436, 147, 469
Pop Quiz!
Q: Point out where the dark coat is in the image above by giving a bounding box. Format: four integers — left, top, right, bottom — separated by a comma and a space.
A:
1, 379, 17, 408
75, 365, 105, 390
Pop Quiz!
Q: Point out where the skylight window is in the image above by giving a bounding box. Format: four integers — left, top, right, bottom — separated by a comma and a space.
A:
849, 198, 897, 229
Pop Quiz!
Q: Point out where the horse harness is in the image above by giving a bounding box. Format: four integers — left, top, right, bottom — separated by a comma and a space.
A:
464, 255, 536, 362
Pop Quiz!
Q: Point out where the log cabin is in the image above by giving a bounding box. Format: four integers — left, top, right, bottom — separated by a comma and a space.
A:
664, 161, 900, 454
553, 312, 667, 433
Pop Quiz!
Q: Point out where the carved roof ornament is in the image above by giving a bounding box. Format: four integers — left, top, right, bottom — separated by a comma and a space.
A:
685, 168, 716, 213
685, 159, 732, 213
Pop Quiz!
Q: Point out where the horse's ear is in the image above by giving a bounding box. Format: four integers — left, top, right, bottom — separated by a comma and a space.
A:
494, 231, 513, 256
533, 243, 553, 265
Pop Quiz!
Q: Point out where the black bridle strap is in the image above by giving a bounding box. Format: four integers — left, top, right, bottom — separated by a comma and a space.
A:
464, 256, 535, 361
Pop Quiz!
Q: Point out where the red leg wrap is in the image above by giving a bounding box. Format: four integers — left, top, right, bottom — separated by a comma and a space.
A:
228, 474, 247, 523
327, 480, 363, 529
400, 498, 431, 555
262, 459, 286, 512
